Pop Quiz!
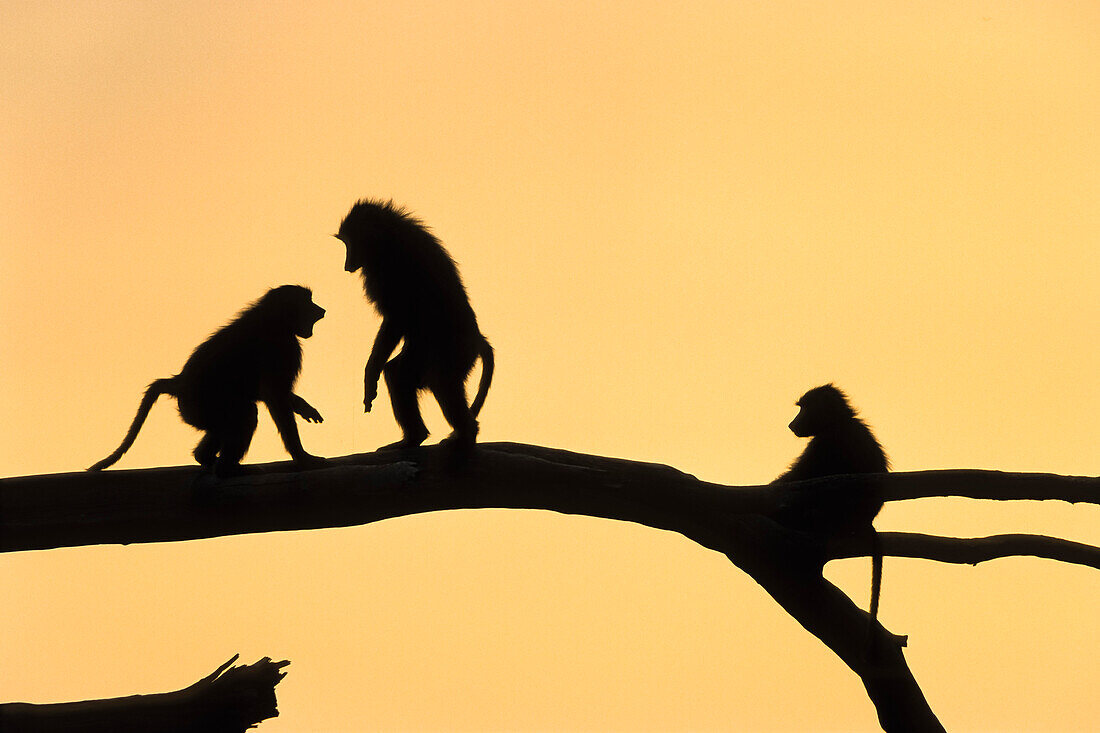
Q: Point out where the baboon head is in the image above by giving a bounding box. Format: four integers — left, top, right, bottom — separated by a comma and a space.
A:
335, 229, 371, 274
261, 285, 325, 339
788, 383, 857, 438
335, 199, 396, 273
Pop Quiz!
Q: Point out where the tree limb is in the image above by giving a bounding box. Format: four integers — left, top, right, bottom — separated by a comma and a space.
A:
2, 442, 1095, 732
876, 469, 1098, 503
0, 655, 288, 733
2, 443, 1095, 555
833, 531, 1100, 570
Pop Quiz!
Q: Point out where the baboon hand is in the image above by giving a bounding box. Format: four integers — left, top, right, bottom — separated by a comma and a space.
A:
364, 383, 378, 412
295, 404, 324, 423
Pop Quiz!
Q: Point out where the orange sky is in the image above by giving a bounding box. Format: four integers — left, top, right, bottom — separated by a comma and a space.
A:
2, 2, 1098, 730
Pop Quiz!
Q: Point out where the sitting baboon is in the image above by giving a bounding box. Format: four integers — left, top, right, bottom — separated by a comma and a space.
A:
88, 285, 327, 476
336, 198, 493, 450
773, 383, 890, 622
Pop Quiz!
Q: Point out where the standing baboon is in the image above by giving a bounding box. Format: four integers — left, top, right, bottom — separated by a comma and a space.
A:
773, 384, 890, 623
88, 285, 327, 476
336, 199, 493, 450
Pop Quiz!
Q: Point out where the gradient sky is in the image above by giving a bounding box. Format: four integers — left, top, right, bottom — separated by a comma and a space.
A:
2, 2, 1098, 730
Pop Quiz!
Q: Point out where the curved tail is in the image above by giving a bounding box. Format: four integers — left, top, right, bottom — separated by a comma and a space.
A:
869, 531, 883, 620
88, 378, 177, 471
469, 337, 494, 417
863, 530, 885, 659
871, 528, 880, 620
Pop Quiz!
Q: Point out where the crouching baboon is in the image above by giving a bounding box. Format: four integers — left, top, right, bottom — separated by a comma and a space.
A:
772, 384, 890, 624
89, 285, 327, 476
336, 199, 493, 451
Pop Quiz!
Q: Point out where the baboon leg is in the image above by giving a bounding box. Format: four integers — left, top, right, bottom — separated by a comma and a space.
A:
432, 377, 478, 447
193, 432, 219, 469
383, 353, 429, 447
214, 404, 258, 476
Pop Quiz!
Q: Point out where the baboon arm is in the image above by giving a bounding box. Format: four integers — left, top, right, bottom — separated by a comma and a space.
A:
264, 398, 311, 460
365, 319, 402, 381
290, 394, 323, 423
364, 320, 402, 411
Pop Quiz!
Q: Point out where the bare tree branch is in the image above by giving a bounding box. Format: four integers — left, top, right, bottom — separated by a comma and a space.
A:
2, 443, 1095, 555
764, 469, 1100, 512
878, 469, 1099, 504
0, 655, 288, 733
832, 531, 1100, 570
2, 442, 1095, 732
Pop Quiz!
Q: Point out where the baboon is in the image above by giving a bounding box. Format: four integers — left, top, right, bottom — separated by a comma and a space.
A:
88, 285, 327, 476
336, 199, 493, 450
772, 384, 890, 624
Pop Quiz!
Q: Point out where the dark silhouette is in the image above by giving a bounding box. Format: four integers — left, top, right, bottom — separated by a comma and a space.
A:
6, 446, 1098, 732
0, 655, 288, 733
336, 199, 493, 451
772, 384, 890, 625
88, 285, 326, 476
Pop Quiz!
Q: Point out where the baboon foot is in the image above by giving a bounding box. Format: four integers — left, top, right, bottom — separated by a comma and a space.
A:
193, 444, 218, 470
439, 429, 477, 450
438, 431, 478, 470
377, 431, 428, 452
213, 460, 247, 478
292, 452, 328, 470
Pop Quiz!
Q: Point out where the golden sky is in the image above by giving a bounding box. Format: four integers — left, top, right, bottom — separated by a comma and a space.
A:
2, 1, 1098, 730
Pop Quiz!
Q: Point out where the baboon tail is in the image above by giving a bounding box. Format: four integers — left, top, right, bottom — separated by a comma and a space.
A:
864, 531, 885, 660
869, 531, 883, 620
87, 377, 177, 471
469, 337, 494, 417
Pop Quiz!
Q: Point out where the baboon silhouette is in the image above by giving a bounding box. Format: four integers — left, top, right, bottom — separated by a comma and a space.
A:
773, 384, 889, 625
336, 199, 493, 451
88, 285, 326, 476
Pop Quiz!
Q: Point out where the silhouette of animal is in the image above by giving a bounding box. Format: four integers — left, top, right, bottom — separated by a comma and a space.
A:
336, 199, 493, 450
772, 384, 890, 623
88, 285, 327, 476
